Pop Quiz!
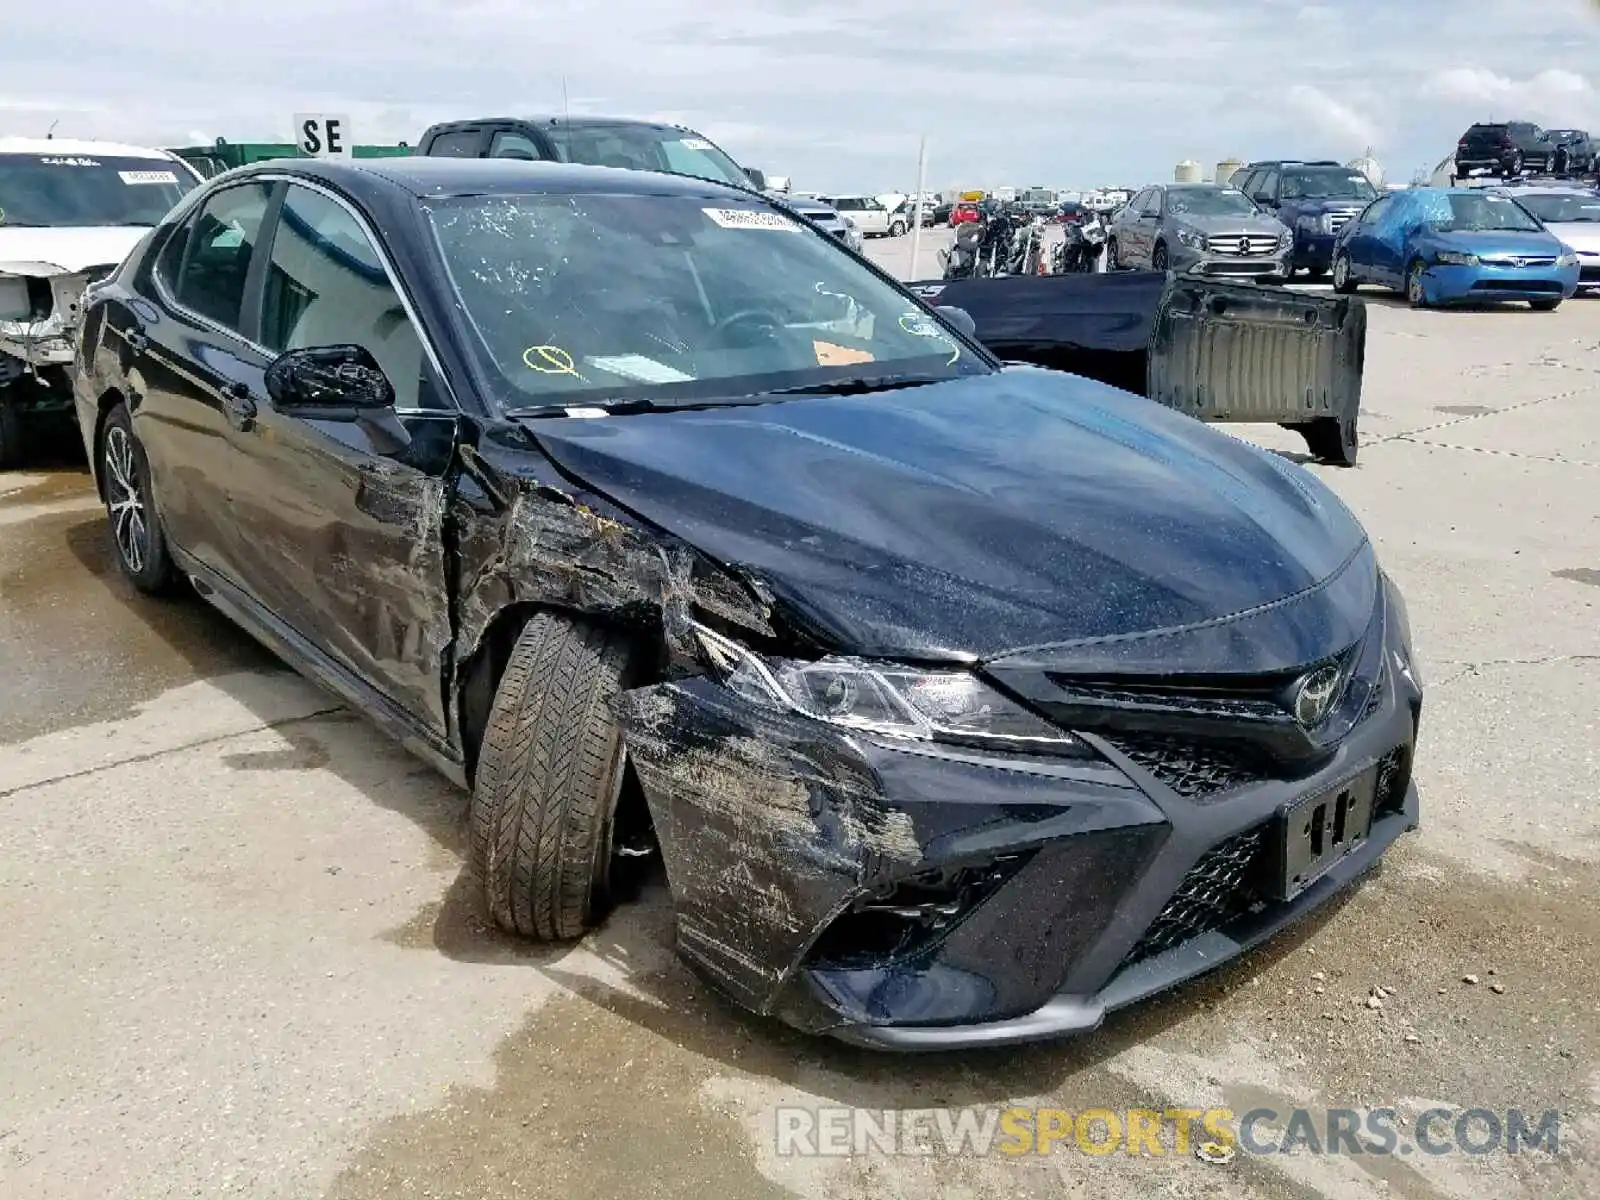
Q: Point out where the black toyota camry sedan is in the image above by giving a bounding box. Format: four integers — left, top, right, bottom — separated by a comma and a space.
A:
73, 157, 1422, 1049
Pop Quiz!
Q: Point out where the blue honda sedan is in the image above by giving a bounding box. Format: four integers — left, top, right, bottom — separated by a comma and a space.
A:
1331, 187, 1579, 309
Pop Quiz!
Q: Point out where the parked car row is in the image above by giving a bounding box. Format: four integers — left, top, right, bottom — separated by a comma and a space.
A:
1453, 121, 1597, 180
1101, 157, 1593, 311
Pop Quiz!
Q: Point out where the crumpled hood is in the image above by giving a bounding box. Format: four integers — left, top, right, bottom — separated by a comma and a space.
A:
0, 225, 148, 276
528, 366, 1372, 668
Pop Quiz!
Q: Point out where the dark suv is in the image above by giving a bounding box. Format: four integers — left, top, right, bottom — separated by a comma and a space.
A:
415, 116, 855, 243
1234, 160, 1379, 277
1454, 122, 1557, 179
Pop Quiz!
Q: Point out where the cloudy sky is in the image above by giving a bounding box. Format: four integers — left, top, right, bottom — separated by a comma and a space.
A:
5, 0, 1599, 192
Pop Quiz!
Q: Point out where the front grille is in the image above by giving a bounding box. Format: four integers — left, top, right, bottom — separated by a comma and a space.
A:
1326, 211, 1357, 234
1480, 255, 1556, 267
1100, 734, 1269, 800
1206, 233, 1279, 257
1121, 825, 1269, 967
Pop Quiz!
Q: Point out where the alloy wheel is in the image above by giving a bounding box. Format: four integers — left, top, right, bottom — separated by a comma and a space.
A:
104, 425, 149, 574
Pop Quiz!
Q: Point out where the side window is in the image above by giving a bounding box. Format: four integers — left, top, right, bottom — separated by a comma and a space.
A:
425, 129, 484, 158
488, 131, 545, 161
1142, 190, 1163, 217
1360, 196, 1393, 225
1257, 170, 1280, 202
169, 183, 272, 331
1236, 170, 1261, 197
260, 185, 440, 410
153, 218, 192, 294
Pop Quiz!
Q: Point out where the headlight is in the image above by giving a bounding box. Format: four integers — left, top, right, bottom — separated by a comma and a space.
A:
693, 625, 1084, 754
1434, 250, 1479, 266
1556, 250, 1578, 267
1174, 228, 1204, 250
1278, 229, 1294, 249
1320, 213, 1338, 233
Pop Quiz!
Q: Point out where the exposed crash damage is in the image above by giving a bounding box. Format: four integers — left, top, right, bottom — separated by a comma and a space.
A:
75, 155, 1423, 1050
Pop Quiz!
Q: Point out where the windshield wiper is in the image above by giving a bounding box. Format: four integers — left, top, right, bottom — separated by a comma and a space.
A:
503, 397, 662, 419
757, 372, 955, 397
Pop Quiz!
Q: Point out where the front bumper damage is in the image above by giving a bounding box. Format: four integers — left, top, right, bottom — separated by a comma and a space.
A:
615, 574, 1422, 1051
1, 262, 114, 381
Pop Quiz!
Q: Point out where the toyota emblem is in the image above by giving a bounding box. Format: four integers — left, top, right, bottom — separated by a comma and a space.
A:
1292, 665, 1343, 728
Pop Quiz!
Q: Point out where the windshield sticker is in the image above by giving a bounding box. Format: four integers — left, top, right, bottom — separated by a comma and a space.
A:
119, 170, 178, 185
40, 156, 100, 167
813, 340, 875, 367
678, 138, 714, 152
588, 354, 694, 384
522, 344, 587, 381
702, 208, 799, 231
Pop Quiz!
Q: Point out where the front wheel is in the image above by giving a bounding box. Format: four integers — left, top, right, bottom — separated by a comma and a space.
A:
469, 611, 637, 941
1406, 260, 1429, 307
100, 403, 175, 593
1530, 297, 1562, 312
1151, 242, 1169, 272
1106, 238, 1122, 271
1507, 151, 1525, 177
889, 219, 907, 237
1331, 252, 1358, 294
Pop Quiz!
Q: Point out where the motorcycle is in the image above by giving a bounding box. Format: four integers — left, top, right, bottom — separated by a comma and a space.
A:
939, 216, 988, 279
1054, 211, 1108, 273
1005, 211, 1050, 276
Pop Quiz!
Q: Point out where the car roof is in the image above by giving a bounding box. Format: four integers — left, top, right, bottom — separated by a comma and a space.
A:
1245, 160, 1343, 168
247, 155, 755, 202
0, 136, 180, 159
433, 115, 698, 135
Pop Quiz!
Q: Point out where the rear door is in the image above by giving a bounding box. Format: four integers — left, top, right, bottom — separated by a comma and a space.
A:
223, 179, 458, 739
132, 180, 278, 585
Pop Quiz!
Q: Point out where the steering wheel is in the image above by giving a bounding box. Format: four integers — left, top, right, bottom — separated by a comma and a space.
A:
711, 307, 784, 346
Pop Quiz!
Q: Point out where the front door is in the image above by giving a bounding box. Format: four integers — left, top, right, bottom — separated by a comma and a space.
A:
224, 180, 459, 739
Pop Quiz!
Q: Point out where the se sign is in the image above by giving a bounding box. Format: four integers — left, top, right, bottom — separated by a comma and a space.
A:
294, 114, 352, 158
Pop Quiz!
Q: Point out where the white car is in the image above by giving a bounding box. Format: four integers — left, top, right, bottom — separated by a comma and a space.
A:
0, 137, 200, 464
1490, 184, 1600, 291
817, 193, 903, 237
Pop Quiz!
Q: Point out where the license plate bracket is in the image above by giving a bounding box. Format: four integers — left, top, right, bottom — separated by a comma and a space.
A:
1273, 766, 1378, 901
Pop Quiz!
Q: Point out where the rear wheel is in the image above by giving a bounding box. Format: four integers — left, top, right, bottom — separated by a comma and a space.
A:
1530, 297, 1562, 312
1297, 417, 1359, 466
889, 218, 907, 237
469, 611, 636, 941
1106, 237, 1122, 270
1507, 150, 1525, 177
1331, 251, 1358, 294
100, 404, 175, 594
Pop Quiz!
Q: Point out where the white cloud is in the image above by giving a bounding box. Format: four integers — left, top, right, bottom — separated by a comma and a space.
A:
1, 0, 1598, 190
1285, 86, 1383, 157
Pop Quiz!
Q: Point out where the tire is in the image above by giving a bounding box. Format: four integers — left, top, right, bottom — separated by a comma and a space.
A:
100, 403, 175, 593
1530, 297, 1562, 312
1106, 237, 1122, 270
1507, 151, 1524, 177
1298, 417, 1359, 467
889, 219, 907, 237
1331, 252, 1358, 294
469, 611, 636, 941
1151, 242, 1169, 272
0, 395, 21, 469
1406, 259, 1429, 308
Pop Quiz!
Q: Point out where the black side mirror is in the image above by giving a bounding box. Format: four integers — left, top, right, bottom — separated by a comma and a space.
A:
936, 305, 977, 338
264, 344, 411, 454
744, 167, 768, 190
